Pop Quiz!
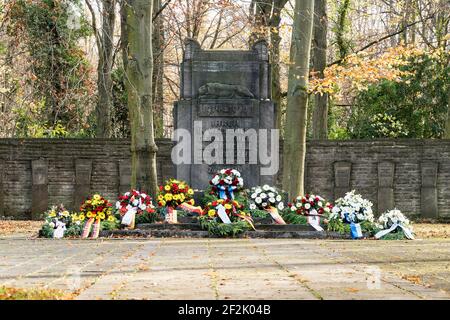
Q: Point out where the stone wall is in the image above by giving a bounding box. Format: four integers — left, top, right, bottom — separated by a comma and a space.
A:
1, 138, 449, 219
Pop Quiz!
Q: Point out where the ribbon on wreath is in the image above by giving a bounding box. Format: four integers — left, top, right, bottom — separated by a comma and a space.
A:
307, 214, 324, 231
265, 207, 286, 225
374, 223, 414, 240
217, 185, 236, 200
235, 212, 256, 231
177, 203, 203, 215
53, 220, 66, 239
121, 207, 137, 229
165, 207, 178, 224
81, 218, 101, 239
350, 222, 363, 239
216, 204, 231, 224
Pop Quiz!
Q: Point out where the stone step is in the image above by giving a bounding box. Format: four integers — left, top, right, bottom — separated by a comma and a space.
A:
100, 229, 350, 239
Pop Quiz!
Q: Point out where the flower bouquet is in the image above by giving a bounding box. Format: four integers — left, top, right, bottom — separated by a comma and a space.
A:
115, 190, 155, 229
328, 190, 375, 238
287, 194, 332, 230
375, 209, 414, 240
40, 205, 82, 238
80, 194, 114, 239
209, 168, 244, 200
157, 178, 198, 223
200, 199, 254, 236
248, 185, 286, 224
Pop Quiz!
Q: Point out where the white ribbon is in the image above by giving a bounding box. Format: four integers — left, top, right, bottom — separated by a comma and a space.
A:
216, 204, 231, 224
375, 223, 414, 240
122, 207, 137, 226
53, 221, 66, 239
307, 215, 324, 231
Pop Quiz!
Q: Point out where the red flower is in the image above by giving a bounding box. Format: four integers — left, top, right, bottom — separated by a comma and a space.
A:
301, 198, 306, 203
159, 186, 163, 191
225, 169, 232, 175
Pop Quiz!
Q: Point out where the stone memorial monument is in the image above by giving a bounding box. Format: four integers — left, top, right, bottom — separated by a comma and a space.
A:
173, 38, 277, 189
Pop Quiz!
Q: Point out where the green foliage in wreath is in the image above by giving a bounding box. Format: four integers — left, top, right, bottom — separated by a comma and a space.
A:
280, 210, 308, 225
248, 209, 269, 219
39, 224, 54, 238
65, 224, 84, 237
199, 216, 250, 237
135, 211, 161, 224
200, 187, 249, 208
327, 218, 377, 236
100, 219, 120, 231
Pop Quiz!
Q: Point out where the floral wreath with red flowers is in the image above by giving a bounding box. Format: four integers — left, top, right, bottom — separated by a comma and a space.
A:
209, 168, 244, 199
287, 194, 333, 216
157, 178, 195, 208
115, 190, 155, 216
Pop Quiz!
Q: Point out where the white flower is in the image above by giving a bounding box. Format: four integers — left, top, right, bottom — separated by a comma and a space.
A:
49, 222, 55, 228
269, 197, 275, 203
220, 169, 226, 174
277, 202, 284, 210
238, 178, 244, 186
263, 185, 270, 191
139, 204, 147, 211
124, 192, 130, 197
318, 201, 323, 207
305, 203, 311, 210
290, 206, 296, 211
255, 197, 262, 204
276, 195, 282, 202
262, 202, 268, 207
296, 202, 302, 208
260, 193, 267, 199
132, 199, 139, 206
115, 201, 121, 209
255, 188, 262, 194
249, 203, 257, 210
268, 192, 275, 198
251, 193, 257, 199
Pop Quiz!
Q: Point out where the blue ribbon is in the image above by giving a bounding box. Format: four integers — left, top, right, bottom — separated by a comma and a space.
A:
228, 186, 235, 200
218, 186, 227, 199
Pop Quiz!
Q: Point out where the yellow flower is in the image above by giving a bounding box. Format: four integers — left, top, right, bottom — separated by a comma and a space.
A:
187, 189, 194, 195
62, 211, 69, 217
108, 216, 115, 222
98, 213, 106, 220
179, 184, 185, 190
93, 194, 101, 201
224, 204, 232, 210
173, 194, 180, 201
160, 200, 166, 206
48, 211, 56, 218
208, 210, 216, 217
189, 199, 195, 205
87, 200, 92, 204
157, 195, 164, 201
180, 194, 185, 201
164, 193, 173, 201
164, 185, 171, 191
86, 211, 93, 218
78, 214, 85, 221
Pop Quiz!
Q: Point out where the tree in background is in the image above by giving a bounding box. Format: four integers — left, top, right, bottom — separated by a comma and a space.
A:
5, 0, 94, 137
311, 0, 328, 139
282, 0, 314, 198
85, 0, 117, 138
124, 0, 159, 196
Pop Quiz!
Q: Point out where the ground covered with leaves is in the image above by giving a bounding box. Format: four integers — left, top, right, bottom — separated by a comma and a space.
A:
0, 286, 73, 300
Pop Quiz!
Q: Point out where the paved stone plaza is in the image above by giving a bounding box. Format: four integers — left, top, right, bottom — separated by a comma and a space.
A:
0, 237, 449, 299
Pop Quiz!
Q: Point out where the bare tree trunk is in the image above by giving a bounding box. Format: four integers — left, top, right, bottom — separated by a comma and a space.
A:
282, 0, 315, 198
152, 0, 165, 138
312, 0, 328, 139
125, 0, 158, 196
95, 0, 116, 138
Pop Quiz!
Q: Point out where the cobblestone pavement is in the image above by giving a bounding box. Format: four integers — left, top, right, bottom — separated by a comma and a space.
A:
0, 237, 449, 300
